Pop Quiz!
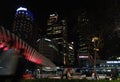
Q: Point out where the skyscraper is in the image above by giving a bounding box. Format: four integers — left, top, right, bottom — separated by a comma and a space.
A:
13, 6, 34, 44
76, 35, 93, 67
46, 12, 68, 66
66, 42, 75, 66
73, 10, 94, 67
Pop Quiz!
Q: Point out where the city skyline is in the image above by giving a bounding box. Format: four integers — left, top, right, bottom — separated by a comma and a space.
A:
0, 0, 113, 29
1, 0, 120, 60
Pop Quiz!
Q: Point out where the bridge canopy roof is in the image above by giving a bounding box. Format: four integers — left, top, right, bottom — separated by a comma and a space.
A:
0, 26, 56, 67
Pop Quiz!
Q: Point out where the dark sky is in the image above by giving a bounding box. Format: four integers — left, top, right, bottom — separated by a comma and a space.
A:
0, 0, 116, 25
1, 0, 120, 59
0, 0, 106, 28
0, 0, 118, 29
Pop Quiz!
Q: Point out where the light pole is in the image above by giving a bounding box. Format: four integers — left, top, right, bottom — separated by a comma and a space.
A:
63, 42, 67, 66
92, 36, 99, 79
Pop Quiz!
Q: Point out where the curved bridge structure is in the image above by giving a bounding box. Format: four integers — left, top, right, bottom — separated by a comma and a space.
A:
0, 26, 56, 67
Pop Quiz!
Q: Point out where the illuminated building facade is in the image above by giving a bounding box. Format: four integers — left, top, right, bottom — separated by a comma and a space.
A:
47, 13, 67, 44
73, 10, 94, 67
36, 37, 61, 66
66, 42, 75, 66
46, 12, 68, 66
76, 35, 93, 67
13, 6, 34, 45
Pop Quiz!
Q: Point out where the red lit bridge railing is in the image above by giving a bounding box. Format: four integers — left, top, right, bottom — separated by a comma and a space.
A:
0, 26, 56, 67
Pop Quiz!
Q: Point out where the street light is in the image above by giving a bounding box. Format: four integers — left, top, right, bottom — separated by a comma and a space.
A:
92, 36, 99, 79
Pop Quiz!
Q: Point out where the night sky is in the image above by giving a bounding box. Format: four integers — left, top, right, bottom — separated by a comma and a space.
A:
0, 0, 118, 30
0, 0, 106, 28
1, 0, 120, 59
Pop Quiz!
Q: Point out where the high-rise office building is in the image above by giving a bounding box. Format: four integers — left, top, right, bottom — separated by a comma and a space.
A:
46, 12, 68, 66
73, 10, 94, 67
13, 6, 34, 45
66, 42, 75, 66
47, 13, 67, 44
76, 35, 93, 67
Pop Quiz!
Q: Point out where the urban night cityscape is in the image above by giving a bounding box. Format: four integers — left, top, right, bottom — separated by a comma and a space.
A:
1, 0, 120, 81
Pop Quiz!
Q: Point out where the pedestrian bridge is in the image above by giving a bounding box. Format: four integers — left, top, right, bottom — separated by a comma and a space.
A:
0, 26, 56, 67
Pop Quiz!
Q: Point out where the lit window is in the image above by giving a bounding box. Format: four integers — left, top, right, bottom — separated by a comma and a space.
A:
22, 12, 24, 14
